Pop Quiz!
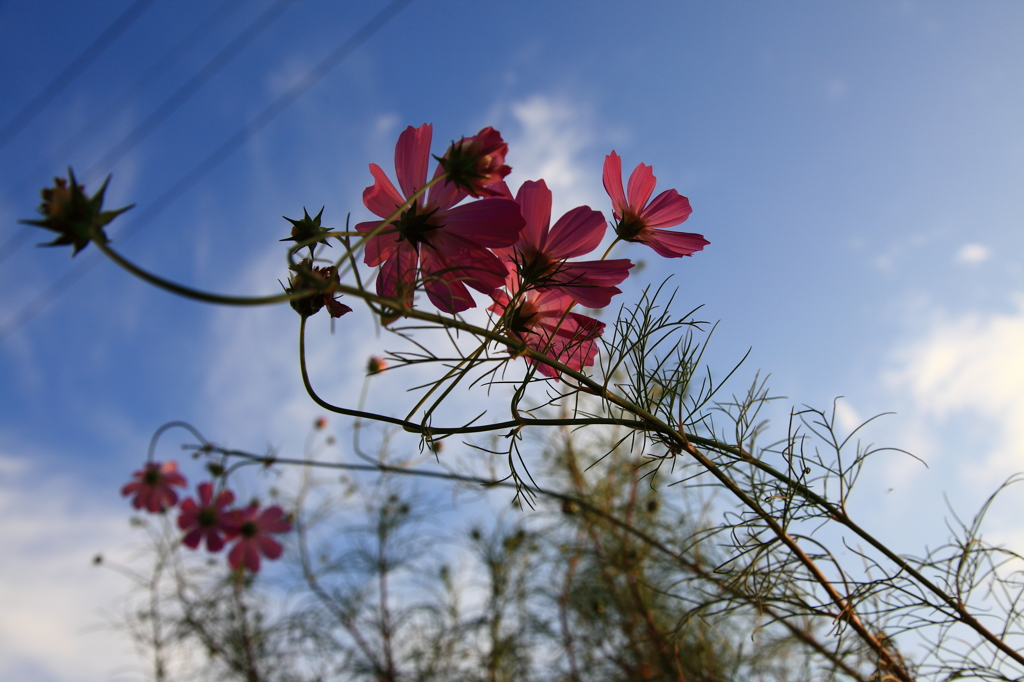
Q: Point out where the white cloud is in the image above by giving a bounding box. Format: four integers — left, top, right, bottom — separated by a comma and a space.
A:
833, 398, 863, 435
0, 456, 142, 682
501, 94, 602, 218
956, 243, 992, 265
887, 295, 1024, 482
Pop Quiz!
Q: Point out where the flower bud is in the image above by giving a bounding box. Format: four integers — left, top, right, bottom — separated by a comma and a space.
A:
366, 356, 388, 375
280, 207, 333, 256
22, 168, 133, 255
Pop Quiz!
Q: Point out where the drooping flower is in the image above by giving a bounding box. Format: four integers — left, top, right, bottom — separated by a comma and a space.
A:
435, 126, 512, 198
223, 504, 292, 573
489, 272, 605, 379
491, 179, 632, 309
355, 124, 524, 314
121, 461, 187, 513
283, 259, 352, 319
602, 151, 709, 258
177, 482, 235, 552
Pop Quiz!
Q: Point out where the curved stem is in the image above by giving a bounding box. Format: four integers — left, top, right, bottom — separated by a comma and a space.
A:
95, 239, 309, 307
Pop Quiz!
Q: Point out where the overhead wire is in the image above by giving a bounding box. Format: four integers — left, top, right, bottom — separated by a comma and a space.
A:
0, 0, 158, 153
84, 0, 297, 179
0, 0, 415, 343
0, 0, 246, 268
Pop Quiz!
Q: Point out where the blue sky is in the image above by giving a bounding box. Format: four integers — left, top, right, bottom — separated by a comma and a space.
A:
2, 1, 1024, 679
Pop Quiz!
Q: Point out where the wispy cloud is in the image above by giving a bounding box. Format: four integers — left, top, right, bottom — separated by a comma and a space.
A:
0, 453, 140, 682
887, 294, 1024, 483
955, 243, 992, 265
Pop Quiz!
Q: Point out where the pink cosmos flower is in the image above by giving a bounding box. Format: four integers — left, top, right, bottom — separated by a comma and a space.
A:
437, 126, 512, 198
223, 504, 292, 573
602, 151, 709, 258
491, 180, 632, 309
177, 482, 236, 552
355, 124, 524, 314
489, 272, 605, 379
121, 461, 187, 513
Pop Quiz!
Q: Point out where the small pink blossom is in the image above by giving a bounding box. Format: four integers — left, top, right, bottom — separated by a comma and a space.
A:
121, 461, 187, 513
355, 124, 524, 314
177, 482, 235, 552
489, 272, 605, 379
602, 151, 709, 258
492, 179, 632, 309
224, 504, 292, 573
366, 356, 388, 375
437, 126, 512, 198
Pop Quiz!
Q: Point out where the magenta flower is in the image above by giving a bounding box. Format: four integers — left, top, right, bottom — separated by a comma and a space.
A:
224, 504, 292, 573
437, 126, 512, 198
177, 482, 235, 552
602, 151, 709, 258
121, 461, 187, 513
492, 179, 632, 309
489, 274, 605, 379
355, 124, 525, 314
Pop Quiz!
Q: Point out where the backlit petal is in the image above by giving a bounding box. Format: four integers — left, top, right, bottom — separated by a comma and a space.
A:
642, 189, 693, 228
602, 152, 627, 218
640, 228, 710, 258
626, 162, 656, 211
443, 198, 524, 247
545, 205, 606, 259
395, 124, 432, 200
514, 180, 552, 251
362, 164, 406, 218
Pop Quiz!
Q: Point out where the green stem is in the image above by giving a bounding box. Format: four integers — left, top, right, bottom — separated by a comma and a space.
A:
95, 238, 309, 307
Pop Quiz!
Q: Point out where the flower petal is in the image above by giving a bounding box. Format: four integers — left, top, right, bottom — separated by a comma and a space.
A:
375, 242, 418, 309
544, 206, 606, 259
256, 535, 283, 560
639, 228, 710, 258
641, 189, 692, 228
362, 164, 406, 218
602, 152, 627, 219
550, 259, 632, 308
443, 198, 524, 247
355, 220, 399, 267
514, 180, 552, 252
394, 124, 432, 200
626, 162, 656, 212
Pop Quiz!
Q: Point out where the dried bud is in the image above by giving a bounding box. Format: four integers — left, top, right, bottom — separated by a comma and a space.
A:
280, 207, 333, 256
22, 168, 133, 255
284, 259, 353, 319
435, 127, 511, 198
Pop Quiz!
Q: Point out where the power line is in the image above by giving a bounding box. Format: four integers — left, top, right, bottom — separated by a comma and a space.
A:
84, 0, 296, 179
0, 0, 245, 269
0, 0, 157, 153
0, 0, 415, 343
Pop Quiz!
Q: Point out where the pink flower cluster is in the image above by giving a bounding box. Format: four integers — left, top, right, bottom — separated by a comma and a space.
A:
358, 124, 709, 378
121, 462, 291, 573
